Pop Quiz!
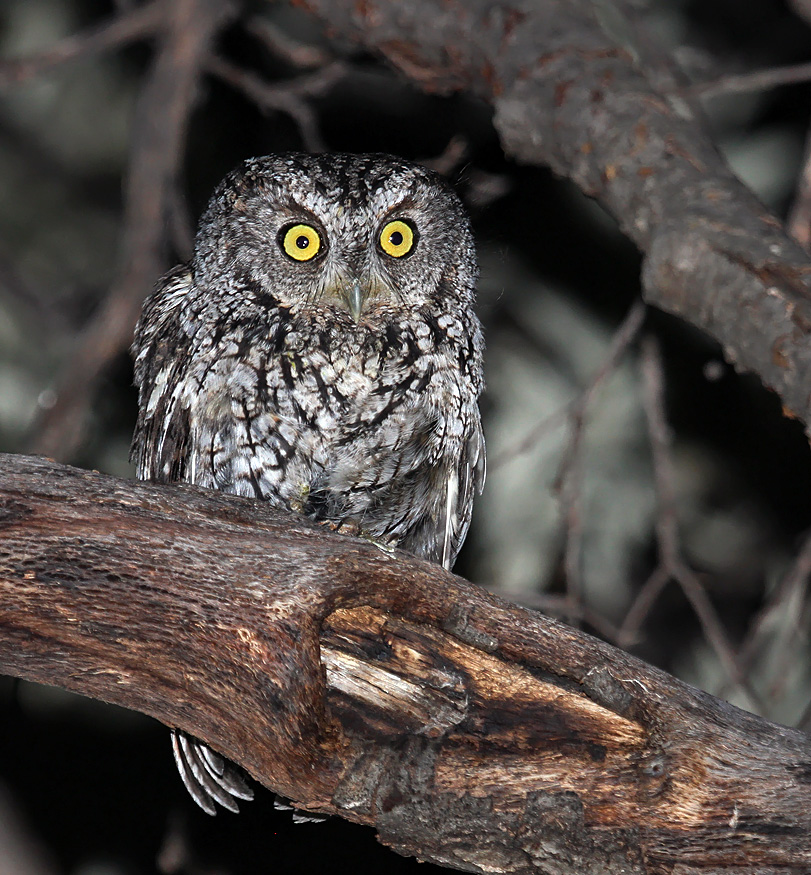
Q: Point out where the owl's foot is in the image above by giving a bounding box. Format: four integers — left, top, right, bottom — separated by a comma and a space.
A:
321, 519, 396, 556
322, 519, 361, 537
361, 533, 397, 556
170, 729, 253, 815
273, 796, 328, 824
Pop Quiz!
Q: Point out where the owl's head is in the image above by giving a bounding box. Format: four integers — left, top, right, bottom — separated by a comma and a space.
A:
192, 153, 477, 324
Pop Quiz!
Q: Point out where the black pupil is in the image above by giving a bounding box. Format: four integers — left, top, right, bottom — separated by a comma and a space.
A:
296, 235, 310, 249
389, 230, 404, 246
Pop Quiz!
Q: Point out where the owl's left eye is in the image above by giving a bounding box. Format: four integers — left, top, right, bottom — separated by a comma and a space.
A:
379, 220, 416, 258
280, 224, 322, 261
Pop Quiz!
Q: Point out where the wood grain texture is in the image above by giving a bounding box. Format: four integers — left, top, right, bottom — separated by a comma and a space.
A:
1, 453, 810, 873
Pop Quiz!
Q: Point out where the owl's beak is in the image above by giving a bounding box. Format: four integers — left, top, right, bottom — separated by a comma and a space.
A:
345, 280, 367, 323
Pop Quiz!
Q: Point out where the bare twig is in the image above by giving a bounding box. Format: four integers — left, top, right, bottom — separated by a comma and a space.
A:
549, 301, 647, 618
558, 448, 586, 619
687, 60, 811, 100
207, 56, 347, 153
30, 0, 235, 460
490, 404, 572, 471
494, 301, 647, 473
488, 301, 646, 628
421, 135, 470, 176
0, 245, 67, 336
616, 565, 671, 648
0, 0, 164, 88
244, 16, 333, 69
553, 299, 649, 493
718, 529, 811, 703
636, 337, 764, 712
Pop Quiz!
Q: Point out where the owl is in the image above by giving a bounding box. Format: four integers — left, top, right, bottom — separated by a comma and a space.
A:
131, 153, 485, 814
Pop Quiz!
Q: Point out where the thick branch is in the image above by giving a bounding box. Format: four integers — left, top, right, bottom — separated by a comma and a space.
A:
0, 453, 809, 874
298, 0, 811, 431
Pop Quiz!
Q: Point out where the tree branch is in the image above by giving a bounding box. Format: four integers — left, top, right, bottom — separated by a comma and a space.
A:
29, 0, 235, 460
298, 0, 811, 432
0, 0, 165, 87
1, 453, 810, 874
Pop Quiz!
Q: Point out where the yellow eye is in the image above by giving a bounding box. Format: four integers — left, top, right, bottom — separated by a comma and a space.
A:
379, 220, 415, 258
281, 224, 322, 261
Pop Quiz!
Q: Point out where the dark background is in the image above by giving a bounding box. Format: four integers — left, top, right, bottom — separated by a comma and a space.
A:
1, 1, 811, 872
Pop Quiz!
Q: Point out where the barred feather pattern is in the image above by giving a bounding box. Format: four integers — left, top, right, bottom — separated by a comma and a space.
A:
131, 153, 485, 815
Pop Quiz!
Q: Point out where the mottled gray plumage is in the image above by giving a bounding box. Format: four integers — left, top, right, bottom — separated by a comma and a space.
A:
131, 152, 485, 814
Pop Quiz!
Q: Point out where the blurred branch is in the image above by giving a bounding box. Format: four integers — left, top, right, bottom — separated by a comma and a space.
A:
30, 0, 235, 459
299, 0, 811, 431
722, 529, 811, 707
244, 15, 333, 69
688, 60, 811, 99
619, 338, 765, 711
552, 300, 647, 623
491, 301, 647, 472
207, 56, 348, 153
0, 0, 164, 87
789, 0, 811, 29
490, 300, 647, 634
2, 452, 811, 873
0, 245, 66, 336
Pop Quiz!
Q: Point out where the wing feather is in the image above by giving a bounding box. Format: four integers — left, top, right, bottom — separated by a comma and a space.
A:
441, 412, 486, 570
130, 265, 196, 483
133, 267, 259, 815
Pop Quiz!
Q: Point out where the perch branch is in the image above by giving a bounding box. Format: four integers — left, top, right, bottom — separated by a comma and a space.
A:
1, 453, 810, 874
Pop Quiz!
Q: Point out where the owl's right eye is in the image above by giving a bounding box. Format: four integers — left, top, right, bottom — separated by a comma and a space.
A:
280, 224, 322, 261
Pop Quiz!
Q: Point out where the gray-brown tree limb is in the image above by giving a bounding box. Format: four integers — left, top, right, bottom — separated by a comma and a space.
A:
29, 0, 235, 460
299, 0, 811, 432
1, 453, 810, 874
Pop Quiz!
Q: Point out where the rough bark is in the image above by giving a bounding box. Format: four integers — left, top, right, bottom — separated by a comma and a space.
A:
299, 0, 811, 431
0, 453, 809, 874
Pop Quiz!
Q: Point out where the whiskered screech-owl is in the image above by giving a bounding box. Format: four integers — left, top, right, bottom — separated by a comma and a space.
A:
131, 153, 485, 814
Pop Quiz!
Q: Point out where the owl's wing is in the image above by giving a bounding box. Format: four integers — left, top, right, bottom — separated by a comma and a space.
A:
132, 268, 260, 815
130, 264, 196, 483
442, 412, 486, 570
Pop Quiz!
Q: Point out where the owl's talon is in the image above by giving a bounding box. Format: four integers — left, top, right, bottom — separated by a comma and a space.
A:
320, 519, 393, 554
360, 533, 396, 555
171, 729, 253, 815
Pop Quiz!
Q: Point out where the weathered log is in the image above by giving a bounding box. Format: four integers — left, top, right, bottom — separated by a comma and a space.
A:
0, 453, 809, 873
